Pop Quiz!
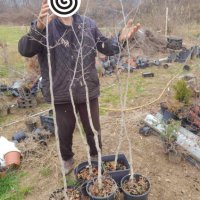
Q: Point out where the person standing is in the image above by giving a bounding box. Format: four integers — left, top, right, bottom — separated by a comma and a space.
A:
18, 0, 140, 174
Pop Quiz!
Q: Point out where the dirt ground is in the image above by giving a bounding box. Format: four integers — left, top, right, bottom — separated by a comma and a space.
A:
1, 63, 200, 200
2, 104, 200, 200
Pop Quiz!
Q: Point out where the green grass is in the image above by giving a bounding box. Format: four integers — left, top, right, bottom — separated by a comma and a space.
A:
40, 166, 52, 177
99, 62, 190, 109
66, 179, 78, 187
99, 108, 107, 116
0, 26, 27, 46
0, 116, 6, 125
0, 171, 32, 200
0, 26, 27, 77
135, 79, 144, 94
0, 67, 8, 77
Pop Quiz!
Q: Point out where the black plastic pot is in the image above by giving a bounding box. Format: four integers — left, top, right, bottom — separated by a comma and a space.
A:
121, 174, 151, 200
80, 181, 89, 197
160, 102, 175, 122
160, 102, 168, 114
74, 161, 103, 197
12, 131, 27, 142
0, 84, 9, 92
163, 64, 169, 69
86, 177, 118, 200
167, 37, 183, 50
102, 154, 130, 185
40, 115, 54, 133
74, 161, 99, 182
139, 126, 151, 137
142, 72, 154, 78
183, 65, 191, 71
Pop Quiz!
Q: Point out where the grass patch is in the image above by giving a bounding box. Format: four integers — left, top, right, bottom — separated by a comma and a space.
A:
99, 62, 189, 109
135, 79, 145, 94
0, 171, 32, 200
0, 26, 27, 75
0, 116, 6, 126
0, 26, 27, 46
0, 67, 8, 77
40, 166, 52, 177
99, 108, 107, 116
66, 179, 78, 187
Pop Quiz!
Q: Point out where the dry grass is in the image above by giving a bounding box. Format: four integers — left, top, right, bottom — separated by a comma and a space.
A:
0, 11, 200, 199
0, 60, 199, 200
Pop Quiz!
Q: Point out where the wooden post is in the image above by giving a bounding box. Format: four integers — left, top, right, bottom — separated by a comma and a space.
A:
165, 7, 169, 37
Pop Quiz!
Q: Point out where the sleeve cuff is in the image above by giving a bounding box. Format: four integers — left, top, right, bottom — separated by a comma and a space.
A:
117, 31, 127, 49
29, 20, 46, 41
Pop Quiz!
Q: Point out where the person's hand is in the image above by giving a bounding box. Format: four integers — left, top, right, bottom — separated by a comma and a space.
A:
119, 19, 141, 42
37, 0, 56, 31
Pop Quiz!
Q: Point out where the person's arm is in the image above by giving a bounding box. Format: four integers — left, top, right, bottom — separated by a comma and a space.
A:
18, 21, 46, 57
18, 0, 55, 57
95, 26, 121, 56
94, 20, 140, 56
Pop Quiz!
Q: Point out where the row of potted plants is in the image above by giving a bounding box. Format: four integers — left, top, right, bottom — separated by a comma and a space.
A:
50, 154, 151, 200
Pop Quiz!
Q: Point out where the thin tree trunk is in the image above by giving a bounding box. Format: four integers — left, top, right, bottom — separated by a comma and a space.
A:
46, 15, 69, 200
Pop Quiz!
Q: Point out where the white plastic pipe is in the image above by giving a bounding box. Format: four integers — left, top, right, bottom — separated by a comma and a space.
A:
144, 114, 200, 162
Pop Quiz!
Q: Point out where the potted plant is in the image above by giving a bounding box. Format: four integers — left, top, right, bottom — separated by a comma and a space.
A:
40, 110, 55, 134
49, 186, 81, 200
121, 174, 151, 200
74, 161, 99, 182
161, 120, 182, 163
102, 153, 130, 185
74, 161, 100, 196
86, 176, 118, 200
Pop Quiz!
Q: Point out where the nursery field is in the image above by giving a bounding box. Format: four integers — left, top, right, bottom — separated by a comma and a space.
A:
0, 24, 200, 200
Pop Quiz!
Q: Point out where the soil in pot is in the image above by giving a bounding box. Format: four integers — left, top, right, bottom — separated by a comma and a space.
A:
67, 187, 81, 200
122, 174, 150, 197
103, 160, 127, 171
101, 154, 130, 185
87, 177, 118, 199
49, 187, 81, 200
76, 165, 99, 197
77, 165, 98, 181
74, 162, 102, 197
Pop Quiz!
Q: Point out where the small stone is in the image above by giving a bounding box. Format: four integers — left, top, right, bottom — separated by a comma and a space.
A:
165, 179, 171, 183
181, 189, 185, 194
